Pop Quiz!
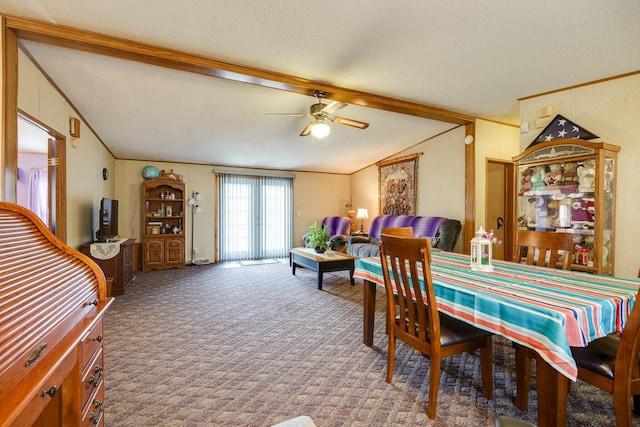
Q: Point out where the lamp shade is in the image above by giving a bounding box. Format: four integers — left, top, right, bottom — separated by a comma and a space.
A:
310, 120, 330, 138
356, 208, 368, 219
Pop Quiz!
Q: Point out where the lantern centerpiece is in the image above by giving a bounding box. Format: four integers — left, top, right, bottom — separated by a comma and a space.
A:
470, 226, 494, 272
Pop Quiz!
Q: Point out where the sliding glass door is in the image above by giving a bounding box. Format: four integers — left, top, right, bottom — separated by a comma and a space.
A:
218, 174, 293, 261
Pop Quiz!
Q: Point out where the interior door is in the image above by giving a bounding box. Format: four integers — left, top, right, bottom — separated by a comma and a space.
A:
486, 159, 515, 261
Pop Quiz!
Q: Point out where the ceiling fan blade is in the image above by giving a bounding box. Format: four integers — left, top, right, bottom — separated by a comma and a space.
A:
300, 122, 313, 136
321, 100, 347, 115
333, 116, 370, 129
264, 113, 307, 117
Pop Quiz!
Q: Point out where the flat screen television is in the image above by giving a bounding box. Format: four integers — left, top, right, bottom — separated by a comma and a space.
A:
96, 198, 119, 242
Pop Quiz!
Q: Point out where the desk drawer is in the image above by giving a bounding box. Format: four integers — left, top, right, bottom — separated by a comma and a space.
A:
81, 380, 104, 427
81, 346, 103, 411
80, 319, 104, 370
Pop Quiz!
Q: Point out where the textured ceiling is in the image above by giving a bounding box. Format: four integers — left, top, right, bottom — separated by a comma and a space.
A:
5, 0, 640, 173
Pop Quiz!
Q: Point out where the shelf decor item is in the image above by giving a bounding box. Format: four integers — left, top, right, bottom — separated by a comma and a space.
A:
141, 165, 160, 180
470, 227, 494, 272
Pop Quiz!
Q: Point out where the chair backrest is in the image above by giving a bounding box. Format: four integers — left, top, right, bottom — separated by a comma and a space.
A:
381, 227, 414, 237
614, 288, 640, 389
514, 230, 573, 269
321, 216, 352, 237
380, 233, 438, 348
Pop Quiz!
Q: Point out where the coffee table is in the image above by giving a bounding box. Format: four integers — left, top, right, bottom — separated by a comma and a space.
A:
289, 247, 357, 290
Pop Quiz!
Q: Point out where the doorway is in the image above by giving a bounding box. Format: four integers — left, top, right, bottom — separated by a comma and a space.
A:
17, 113, 67, 241
486, 159, 515, 261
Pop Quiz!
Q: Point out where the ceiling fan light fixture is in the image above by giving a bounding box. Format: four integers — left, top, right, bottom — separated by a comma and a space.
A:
311, 120, 330, 138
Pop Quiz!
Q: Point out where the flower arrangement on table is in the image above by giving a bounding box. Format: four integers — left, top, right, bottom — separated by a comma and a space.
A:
482, 229, 502, 246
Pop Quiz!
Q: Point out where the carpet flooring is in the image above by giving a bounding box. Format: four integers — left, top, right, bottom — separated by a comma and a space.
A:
103, 261, 633, 426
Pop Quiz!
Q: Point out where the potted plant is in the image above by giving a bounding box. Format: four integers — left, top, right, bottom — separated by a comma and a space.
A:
305, 223, 330, 253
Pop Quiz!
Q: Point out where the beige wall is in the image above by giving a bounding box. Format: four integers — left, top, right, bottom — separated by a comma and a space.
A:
18, 50, 115, 248
116, 160, 350, 263
518, 74, 640, 279
474, 119, 521, 228
350, 126, 469, 252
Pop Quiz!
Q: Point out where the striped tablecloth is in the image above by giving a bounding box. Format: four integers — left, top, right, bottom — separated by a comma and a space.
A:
354, 251, 639, 380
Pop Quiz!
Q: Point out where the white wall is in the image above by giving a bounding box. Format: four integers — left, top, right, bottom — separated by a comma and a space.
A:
18, 50, 115, 248
518, 74, 640, 279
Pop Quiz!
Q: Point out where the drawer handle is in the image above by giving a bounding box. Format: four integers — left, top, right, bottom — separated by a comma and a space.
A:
40, 385, 57, 398
26, 343, 48, 367
94, 364, 103, 374
89, 374, 102, 387
92, 335, 103, 343
89, 410, 103, 425
92, 398, 103, 409
87, 299, 99, 307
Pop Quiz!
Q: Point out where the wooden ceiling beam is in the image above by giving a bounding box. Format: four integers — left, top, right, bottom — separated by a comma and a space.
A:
6, 16, 475, 125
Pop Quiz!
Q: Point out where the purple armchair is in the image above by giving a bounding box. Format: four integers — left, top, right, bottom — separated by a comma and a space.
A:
303, 216, 352, 252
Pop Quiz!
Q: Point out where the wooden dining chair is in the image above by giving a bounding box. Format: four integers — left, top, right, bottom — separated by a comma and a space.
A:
514, 229, 573, 269
379, 233, 493, 419
514, 229, 574, 410
570, 289, 640, 426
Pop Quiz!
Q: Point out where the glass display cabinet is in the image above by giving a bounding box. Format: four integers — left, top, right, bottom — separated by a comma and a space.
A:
512, 139, 619, 275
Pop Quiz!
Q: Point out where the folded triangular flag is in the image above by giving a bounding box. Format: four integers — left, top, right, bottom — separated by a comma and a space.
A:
529, 114, 598, 148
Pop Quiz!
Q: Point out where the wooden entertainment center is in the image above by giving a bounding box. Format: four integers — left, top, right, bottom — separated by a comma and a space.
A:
0, 203, 113, 426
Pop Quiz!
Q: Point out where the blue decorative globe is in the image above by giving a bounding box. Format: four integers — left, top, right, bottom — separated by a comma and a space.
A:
142, 165, 160, 180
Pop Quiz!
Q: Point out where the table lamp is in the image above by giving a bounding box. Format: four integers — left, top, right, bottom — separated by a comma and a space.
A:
356, 208, 368, 233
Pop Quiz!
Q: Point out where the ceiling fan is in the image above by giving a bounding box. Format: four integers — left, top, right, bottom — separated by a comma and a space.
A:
265, 90, 369, 138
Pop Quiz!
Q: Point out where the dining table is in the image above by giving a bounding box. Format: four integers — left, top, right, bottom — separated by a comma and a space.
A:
354, 251, 640, 427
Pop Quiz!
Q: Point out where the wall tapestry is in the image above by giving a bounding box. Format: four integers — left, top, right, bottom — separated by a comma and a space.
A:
379, 155, 418, 215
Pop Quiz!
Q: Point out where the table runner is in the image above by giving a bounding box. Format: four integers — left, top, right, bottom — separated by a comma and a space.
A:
89, 237, 127, 260
354, 251, 639, 380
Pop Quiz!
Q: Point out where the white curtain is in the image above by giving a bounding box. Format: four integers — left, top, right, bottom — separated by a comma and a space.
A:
218, 173, 293, 261
28, 168, 48, 225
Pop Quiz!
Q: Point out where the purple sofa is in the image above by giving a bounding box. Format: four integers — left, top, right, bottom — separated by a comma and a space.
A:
345, 215, 462, 258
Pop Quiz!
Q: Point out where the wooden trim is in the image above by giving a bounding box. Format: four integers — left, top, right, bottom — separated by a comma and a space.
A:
17, 110, 68, 242
2, 19, 18, 202
4, 15, 475, 125
376, 152, 423, 167
464, 123, 475, 254
51, 134, 67, 242
519, 70, 640, 101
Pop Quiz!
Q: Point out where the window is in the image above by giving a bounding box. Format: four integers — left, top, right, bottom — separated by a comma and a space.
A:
218, 173, 293, 260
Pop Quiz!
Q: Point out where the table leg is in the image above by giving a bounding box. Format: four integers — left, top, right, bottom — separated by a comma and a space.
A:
536, 357, 569, 427
363, 279, 376, 346
292, 260, 297, 275
317, 267, 323, 290
349, 264, 355, 286
514, 344, 531, 411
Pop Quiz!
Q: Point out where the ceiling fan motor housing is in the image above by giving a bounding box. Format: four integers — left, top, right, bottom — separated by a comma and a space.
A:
310, 103, 326, 116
